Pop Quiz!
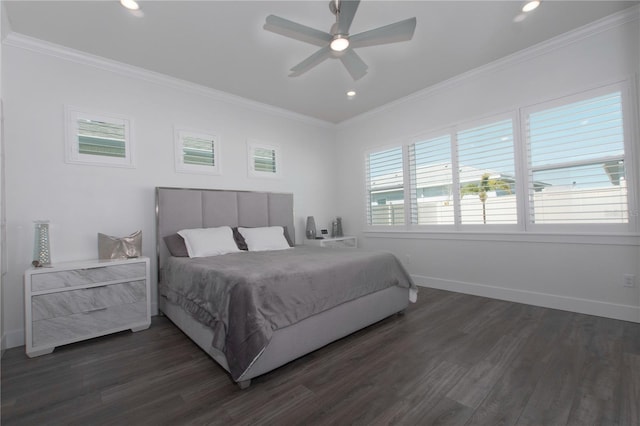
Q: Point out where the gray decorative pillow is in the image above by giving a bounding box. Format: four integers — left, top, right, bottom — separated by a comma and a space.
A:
163, 233, 189, 257
233, 226, 294, 250
232, 227, 249, 251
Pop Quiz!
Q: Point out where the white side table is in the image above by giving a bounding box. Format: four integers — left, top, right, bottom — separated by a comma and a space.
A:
24, 257, 151, 357
304, 236, 358, 248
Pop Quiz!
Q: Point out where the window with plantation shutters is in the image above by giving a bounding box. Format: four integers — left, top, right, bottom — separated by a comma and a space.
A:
175, 129, 220, 175
408, 134, 454, 225
364, 81, 634, 234
65, 106, 134, 167
524, 88, 627, 225
457, 118, 517, 225
366, 146, 405, 225
248, 140, 281, 178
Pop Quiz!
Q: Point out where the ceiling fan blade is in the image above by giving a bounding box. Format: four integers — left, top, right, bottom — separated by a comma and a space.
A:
339, 49, 368, 81
264, 15, 332, 47
289, 46, 332, 77
349, 17, 417, 48
336, 0, 360, 35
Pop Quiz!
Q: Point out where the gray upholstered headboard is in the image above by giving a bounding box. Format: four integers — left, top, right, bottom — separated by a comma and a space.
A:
155, 187, 295, 276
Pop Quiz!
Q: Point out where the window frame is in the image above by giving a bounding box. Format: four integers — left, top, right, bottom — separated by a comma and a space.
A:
65, 105, 134, 168
363, 80, 637, 235
247, 139, 282, 179
174, 127, 221, 175
520, 82, 636, 234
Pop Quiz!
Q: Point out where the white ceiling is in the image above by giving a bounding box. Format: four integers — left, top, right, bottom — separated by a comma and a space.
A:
4, 1, 638, 123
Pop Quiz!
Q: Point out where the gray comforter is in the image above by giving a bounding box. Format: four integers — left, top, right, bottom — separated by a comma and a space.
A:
159, 246, 415, 380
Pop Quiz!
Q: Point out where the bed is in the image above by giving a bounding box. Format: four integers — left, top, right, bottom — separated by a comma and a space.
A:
156, 187, 416, 388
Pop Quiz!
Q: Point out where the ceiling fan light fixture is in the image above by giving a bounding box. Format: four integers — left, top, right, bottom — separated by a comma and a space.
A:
522, 1, 540, 12
120, 0, 140, 10
330, 35, 350, 52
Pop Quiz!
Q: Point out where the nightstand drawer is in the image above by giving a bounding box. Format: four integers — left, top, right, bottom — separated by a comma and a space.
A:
31, 262, 146, 292
32, 301, 148, 348
31, 280, 146, 321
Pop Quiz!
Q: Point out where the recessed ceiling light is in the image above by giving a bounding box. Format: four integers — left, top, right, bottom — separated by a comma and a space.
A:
346, 90, 356, 97
120, 0, 140, 11
522, 1, 540, 12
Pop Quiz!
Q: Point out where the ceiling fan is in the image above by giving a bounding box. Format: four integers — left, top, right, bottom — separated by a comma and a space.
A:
264, 0, 417, 81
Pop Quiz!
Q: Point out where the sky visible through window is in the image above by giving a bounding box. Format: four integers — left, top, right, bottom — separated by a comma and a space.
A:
369, 92, 624, 190
528, 92, 624, 189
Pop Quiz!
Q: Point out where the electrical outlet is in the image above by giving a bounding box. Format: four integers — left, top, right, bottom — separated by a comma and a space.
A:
624, 274, 636, 288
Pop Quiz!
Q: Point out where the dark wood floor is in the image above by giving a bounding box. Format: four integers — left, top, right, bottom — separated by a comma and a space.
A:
2, 288, 639, 425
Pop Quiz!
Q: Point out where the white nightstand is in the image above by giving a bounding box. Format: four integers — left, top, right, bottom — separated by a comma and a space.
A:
24, 257, 151, 357
304, 236, 358, 248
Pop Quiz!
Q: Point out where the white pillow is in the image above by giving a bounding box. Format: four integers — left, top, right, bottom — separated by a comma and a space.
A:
177, 226, 240, 258
238, 226, 292, 252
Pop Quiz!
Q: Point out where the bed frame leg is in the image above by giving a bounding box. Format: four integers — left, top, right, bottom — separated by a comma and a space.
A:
237, 380, 251, 390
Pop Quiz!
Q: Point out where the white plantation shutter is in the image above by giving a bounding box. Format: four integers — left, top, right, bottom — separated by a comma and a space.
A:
248, 140, 281, 178
366, 146, 405, 225
457, 118, 517, 225
65, 107, 134, 167
253, 147, 277, 173
408, 134, 454, 225
525, 90, 627, 224
78, 119, 126, 158
175, 129, 220, 175
182, 135, 215, 167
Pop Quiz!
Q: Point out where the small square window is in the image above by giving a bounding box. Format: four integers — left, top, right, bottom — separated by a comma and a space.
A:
65, 106, 134, 167
248, 139, 281, 178
175, 128, 220, 175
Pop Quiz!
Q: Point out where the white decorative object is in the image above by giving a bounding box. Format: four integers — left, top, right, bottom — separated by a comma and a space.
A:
33, 221, 51, 266
304, 236, 357, 249
24, 257, 151, 357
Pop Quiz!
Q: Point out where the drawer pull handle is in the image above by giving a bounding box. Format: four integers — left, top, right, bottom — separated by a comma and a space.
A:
84, 285, 107, 290
81, 267, 106, 271
83, 307, 108, 314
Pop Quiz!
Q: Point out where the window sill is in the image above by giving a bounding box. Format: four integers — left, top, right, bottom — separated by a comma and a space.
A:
363, 228, 640, 246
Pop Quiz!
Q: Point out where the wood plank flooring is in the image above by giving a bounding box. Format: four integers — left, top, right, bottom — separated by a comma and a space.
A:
2, 288, 639, 425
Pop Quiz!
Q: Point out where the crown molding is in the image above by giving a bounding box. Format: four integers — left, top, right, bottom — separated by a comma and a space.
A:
3, 32, 334, 130
338, 4, 640, 129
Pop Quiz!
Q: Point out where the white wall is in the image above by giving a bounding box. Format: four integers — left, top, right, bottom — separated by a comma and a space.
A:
1, 39, 337, 347
0, 1, 6, 355
336, 10, 640, 322
2, 8, 639, 351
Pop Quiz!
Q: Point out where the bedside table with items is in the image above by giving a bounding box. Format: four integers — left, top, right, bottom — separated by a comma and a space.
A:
304, 236, 358, 249
24, 257, 151, 357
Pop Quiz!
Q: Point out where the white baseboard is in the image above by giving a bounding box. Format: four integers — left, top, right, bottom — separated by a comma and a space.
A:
412, 274, 640, 323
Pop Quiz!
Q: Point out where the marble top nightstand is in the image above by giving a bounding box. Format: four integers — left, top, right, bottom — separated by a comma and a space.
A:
24, 257, 151, 357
